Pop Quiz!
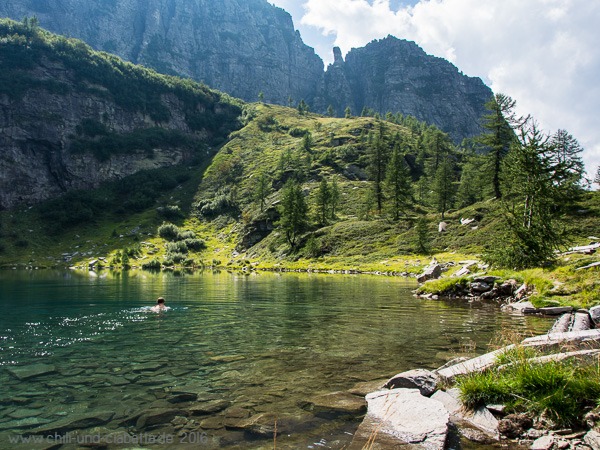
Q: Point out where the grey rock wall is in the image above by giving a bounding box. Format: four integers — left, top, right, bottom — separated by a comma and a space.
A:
0, 2, 492, 140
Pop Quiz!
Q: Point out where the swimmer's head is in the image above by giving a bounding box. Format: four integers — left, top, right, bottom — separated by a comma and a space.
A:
157, 297, 165, 304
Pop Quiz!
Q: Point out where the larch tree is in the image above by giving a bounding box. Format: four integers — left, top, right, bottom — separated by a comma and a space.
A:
254, 171, 271, 212
367, 124, 389, 214
432, 156, 455, 219
330, 176, 341, 219
278, 179, 309, 248
479, 93, 526, 199
384, 143, 412, 220
315, 178, 331, 225
486, 120, 585, 269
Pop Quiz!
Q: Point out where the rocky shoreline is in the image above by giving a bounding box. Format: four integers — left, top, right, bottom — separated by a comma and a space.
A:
350, 325, 600, 449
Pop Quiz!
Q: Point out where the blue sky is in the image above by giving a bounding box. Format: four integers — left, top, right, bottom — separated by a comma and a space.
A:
269, 0, 600, 176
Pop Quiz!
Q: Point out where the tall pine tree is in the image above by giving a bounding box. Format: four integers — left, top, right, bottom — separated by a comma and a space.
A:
479, 93, 526, 199
384, 143, 412, 220
278, 179, 308, 248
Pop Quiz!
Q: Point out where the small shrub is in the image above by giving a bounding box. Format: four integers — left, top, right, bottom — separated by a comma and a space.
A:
158, 222, 180, 241
304, 235, 321, 258
289, 127, 309, 137
157, 205, 183, 220
183, 258, 196, 267
166, 241, 188, 254
178, 230, 196, 240
184, 238, 206, 251
456, 358, 600, 427
142, 258, 162, 270
124, 244, 142, 258
168, 252, 187, 263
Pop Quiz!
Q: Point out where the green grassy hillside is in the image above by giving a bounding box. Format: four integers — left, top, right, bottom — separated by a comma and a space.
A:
0, 18, 242, 142
1, 103, 598, 271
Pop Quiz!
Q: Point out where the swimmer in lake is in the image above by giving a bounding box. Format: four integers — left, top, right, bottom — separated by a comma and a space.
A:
150, 297, 168, 312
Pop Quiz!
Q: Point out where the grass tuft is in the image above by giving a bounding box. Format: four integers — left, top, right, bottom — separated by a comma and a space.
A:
456, 357, 600, 427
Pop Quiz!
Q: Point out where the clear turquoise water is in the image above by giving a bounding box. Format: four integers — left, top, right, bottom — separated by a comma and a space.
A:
0, 270, 552, 448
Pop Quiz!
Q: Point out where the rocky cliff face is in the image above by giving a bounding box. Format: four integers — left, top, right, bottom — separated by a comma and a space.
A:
0, 21, 241, 210
0, 1, 492, 140
0, 0, 324, 106
0, 1, 490, 140
319, 37, 493, 141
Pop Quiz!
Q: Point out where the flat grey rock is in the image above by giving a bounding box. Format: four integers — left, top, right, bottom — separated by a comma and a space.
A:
0, 417, 53, 431
539, 306, 573, 316
466, 406, 499, 437
136, 409, 187, 429
303, 391, 367, 416
350, 388, 449, 450
431, 389, 462, 416
584, 430, 600, 450
6, 364, 57, 380
531, 434, 555, 450
28, 411, 114, 435
189, 399, 230, 415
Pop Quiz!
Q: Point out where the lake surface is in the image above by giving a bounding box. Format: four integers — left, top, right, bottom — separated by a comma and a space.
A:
0, 270, 553, 448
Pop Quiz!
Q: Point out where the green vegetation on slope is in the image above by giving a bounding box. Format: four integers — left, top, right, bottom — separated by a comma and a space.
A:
0, 18, 242, 154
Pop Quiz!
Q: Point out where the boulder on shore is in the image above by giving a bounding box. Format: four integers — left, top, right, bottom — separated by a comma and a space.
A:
384, 369, 439, 397
417, 264, 442, 283
350, 389, 449, 450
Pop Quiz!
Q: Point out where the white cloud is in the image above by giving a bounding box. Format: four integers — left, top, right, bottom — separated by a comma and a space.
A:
293, 0, 600, 175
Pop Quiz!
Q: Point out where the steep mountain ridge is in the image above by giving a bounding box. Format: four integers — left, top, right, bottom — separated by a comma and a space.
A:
0, 0, 492, 140
0, 19, 241, 209
0, 0, 324, 107
319, 37, 492, 141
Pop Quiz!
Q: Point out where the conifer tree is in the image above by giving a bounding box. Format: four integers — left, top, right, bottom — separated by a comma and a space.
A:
327, 105, 335, 117
486, 120, 583, 268
330, 176, 340, 219
432, 157, 455, 219
254, 171, 271, 212
384, 143, 412, 220
315, 178, 331, 225
456, 153, 485, 207
278, 179, 308, 248
344, 106, 352, 118
479, 93, 526, 199
297, 99, 309, 115
415, 216, 430, 254
367, 124, 389, 213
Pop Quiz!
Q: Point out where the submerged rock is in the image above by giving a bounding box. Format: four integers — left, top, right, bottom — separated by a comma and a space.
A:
350, 389, 449, 450
6, 364, 57, 381
301, 391, 367, 417
0, 417, 53, 432
189, 399, 230, 416
28, 411, 114, 435
136, 409, 187, 429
